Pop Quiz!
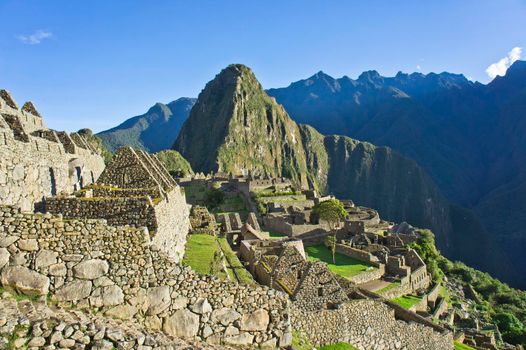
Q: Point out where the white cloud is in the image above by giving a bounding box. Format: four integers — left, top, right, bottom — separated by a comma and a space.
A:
486, 47, 522, 80
17, 30, 53, 45
416, 64, 422, 71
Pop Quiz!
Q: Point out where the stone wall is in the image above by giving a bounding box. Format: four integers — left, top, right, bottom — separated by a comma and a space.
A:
0, 91, 105, 212
292, 299, 453, 349
262, 215, 328, 237
45, 187, 190, 263
45, 196, 156, 231
0, 205, 292, 348
91, 185, 162, 199
335, 243, 378, 265
348, 264, 385, 285
150, 188, 190, 263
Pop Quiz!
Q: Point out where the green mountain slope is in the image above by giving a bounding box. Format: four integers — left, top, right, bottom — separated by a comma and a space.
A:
156, 150, 194, 177
300, 124, 453, 244
174, 64, 309, 187
98, 97, 195, 153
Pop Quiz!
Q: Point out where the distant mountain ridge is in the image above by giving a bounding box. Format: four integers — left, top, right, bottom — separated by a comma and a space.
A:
267, 61, 526, 288
97, 97, 195, 153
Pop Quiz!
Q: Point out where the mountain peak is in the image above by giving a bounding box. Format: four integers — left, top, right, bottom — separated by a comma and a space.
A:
357, 70, 383, 84
174, 64, 308, 186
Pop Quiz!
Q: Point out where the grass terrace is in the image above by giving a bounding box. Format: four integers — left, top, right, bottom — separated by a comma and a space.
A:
305, 244, 376, 278
183, 233, 254, 284
268, 230, 288, 239
390, 294, 423, 309
182, 234, 222, 276
217, 237, 254, 285
454, 341, 476, 350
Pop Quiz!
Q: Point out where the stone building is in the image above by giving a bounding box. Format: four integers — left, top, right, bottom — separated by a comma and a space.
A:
189, 205, 218, 235
240, 239, 348, 311
0, 90, 105, 212
45, 147, 190, 262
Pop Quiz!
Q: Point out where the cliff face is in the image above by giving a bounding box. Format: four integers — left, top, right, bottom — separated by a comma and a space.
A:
174, 64, 308, 187
300, 124, 452, 244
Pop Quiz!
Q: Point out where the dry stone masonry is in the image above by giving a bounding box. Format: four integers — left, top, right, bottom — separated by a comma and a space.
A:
45, 147, 191, 262
0, 90, 105, 212
0, 205, 292, 348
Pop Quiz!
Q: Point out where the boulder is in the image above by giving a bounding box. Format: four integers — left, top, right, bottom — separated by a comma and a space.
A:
101, 285, 124, 306
240, 309, 269, 331
146, 286, 170, 315
18, 239, 38, 251
224, 325, 239, 336
104, 304, 137, 320
279, 330, 293, 347
211, 307, 241, 326
0, 247, 9, 269
224, 333, 254, 346
1, 266, 49, 296
261, 337, 278, 349
163, 309, 200, 338
171, 296, 188, 310
190, 298, 212, 314
0, 236, 18, 248
35, 249, 58, 269
55, 280, 92, 301
144, 315, 162, 331
48, 263, 67, 276
73, 259, 109, 280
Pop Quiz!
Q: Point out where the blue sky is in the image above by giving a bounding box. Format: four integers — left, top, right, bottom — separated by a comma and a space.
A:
0, 1, 525, 132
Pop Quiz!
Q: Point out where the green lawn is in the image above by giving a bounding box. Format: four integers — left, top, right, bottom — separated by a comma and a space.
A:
318, 343, 359, 350
454, 341, 476, 350
305, 244, 375, 278
268, 230, 288, 239
390, 294, 423, 309
182, 234, 222, 275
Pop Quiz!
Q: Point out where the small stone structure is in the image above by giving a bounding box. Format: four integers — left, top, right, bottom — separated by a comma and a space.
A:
45, 147, 190, 263
0, 90, 105, 212
189, 205, 218, 235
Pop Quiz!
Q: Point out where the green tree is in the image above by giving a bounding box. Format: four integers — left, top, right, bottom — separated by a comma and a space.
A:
325, 234, 337, 264
312, 199, 347, 263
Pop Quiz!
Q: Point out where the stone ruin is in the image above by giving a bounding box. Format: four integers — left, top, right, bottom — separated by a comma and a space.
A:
44, 147, 191, 263
0, 90, 105, 212
189, 205, 218, 235
0, 89, 456, 349
238, 237, 452, 348
0, 205, 291, 348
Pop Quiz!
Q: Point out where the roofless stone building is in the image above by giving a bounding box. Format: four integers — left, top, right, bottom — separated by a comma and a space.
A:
0, 90, 105, 212
45, 147, 191, 262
